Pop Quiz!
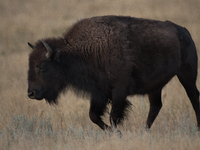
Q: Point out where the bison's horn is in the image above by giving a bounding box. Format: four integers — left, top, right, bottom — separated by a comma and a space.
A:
42, 39, 53, 59
28, 42, 35, 49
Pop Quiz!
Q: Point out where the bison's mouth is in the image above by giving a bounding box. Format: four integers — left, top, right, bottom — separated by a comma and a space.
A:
28, 88, 59, 105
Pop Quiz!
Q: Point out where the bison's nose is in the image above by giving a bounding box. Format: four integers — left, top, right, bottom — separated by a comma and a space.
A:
28, 90, 35, 99
28, 88, 43, 100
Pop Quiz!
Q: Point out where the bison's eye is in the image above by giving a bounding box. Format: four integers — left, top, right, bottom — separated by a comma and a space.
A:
37, 62, 47, 72
40, 65, 45, 71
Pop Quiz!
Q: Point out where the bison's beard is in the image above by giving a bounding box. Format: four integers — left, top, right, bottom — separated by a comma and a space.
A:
44, 87, 64, 105
41, 77, 69, 105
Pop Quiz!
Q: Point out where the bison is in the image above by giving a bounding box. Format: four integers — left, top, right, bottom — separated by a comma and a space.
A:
27, 15, 200, 132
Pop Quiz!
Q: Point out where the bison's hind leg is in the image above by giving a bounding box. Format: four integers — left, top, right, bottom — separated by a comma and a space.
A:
146, 89, 162, 129
177, 64, 200, 130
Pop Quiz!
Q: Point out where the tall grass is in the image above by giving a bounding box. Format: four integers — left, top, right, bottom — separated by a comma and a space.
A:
1, 105, 200, 150
0, 0, 200, 149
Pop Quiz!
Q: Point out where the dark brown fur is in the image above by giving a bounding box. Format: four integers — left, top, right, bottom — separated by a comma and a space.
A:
28, 16, 200, 131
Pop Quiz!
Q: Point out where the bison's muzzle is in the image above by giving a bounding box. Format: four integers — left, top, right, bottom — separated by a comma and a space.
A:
28, 88, 43, 100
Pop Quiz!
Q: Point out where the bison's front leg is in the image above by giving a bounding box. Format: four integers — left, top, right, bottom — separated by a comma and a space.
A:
89, 96, 110, 130
110, 87, 132, 128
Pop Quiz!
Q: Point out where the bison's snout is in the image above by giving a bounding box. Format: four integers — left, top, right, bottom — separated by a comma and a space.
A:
28, 90, 35, 98
28, 88, 43, 100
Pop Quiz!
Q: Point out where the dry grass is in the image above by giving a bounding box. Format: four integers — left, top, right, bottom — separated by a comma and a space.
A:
0, 0, 200, 149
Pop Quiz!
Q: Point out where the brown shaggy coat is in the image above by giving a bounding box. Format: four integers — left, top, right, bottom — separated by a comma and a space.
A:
28, 16, 200, 132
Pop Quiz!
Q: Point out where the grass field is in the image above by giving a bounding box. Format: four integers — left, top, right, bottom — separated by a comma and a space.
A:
1, 0, 200, 149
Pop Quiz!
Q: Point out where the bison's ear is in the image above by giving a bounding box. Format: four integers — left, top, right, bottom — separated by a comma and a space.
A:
54, 48, 63, 62
28, 42, 34, 49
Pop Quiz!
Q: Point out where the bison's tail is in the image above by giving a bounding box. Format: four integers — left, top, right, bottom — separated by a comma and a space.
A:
172, 22, 198, 67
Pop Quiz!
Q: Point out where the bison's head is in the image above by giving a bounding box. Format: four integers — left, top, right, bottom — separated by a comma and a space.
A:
27, 39, 66, 105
